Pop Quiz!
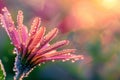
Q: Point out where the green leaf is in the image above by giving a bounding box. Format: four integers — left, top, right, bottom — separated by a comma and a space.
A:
0, 60, 6, 80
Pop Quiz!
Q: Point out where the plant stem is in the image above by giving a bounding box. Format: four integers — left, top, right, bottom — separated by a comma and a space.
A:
14, 71, 23, 80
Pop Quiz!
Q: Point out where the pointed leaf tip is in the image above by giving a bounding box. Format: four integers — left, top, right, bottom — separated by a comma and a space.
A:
0, 60, 6, 80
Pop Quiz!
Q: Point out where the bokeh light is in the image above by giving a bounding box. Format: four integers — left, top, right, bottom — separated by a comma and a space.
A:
1, 0, 120, 80
101, 0, 119, 9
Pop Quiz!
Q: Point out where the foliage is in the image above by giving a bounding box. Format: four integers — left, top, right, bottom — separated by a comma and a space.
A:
0, 60, 6, 80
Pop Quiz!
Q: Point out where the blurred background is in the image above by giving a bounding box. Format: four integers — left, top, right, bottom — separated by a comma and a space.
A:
0, 0, 120, 80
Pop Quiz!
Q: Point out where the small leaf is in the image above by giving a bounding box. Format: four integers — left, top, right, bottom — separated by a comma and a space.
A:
0, 60, 6, 80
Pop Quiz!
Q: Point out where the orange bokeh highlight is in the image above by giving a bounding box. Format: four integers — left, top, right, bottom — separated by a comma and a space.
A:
100, 0, 119, 10
69, 0, 120, 30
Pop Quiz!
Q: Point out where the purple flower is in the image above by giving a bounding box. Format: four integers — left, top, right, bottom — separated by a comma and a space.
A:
0, 7, 84, 80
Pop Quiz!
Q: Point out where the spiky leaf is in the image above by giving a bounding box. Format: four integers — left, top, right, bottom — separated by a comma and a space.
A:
0, 60, 6, 80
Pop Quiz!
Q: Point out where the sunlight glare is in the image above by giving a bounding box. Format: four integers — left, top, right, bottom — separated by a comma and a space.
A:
101, 0, 118, 9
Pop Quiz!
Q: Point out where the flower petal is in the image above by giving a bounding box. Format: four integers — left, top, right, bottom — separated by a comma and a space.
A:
28, 26, 46, 51
38, 28, 58, 49
22, 17, 41, 57
18, 25, 28, 45
0, 7, 20, 49
43, 49, 76, 57
32, 54, 84, 66
17, 10, 23, 27
30, 49, 76, 63
37, 40, 69, 55
27, 28, 58, 55
29, 17, 41, 37
26, 40, 69, 62
17, 10, 28, 45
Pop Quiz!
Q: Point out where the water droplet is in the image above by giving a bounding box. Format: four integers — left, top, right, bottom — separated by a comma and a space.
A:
2, 25, 4, 28
22, 43, 25, 45
13, 51, 16, 54
0, 22, 2, 25
33, 20, 35, 23
52, 60, 55, 62
74, 58, 79, 61
7, 13, 11, 16
28, 33, 31, 36
62, 60, 65, 62
42, 62, 45, 64
66, 59, 70, 61
2, 9, 5, 11
13, 48, 17, 54
81, 57, 84, 60
8, 27, 14, 32
67, 53, 71, 55
38, 64, 41, 66
71, 60, 75, 63
10, 42, 13, 44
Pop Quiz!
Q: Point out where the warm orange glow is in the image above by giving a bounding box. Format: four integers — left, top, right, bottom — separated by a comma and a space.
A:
69, 0, 120, 30
71, 1, 96, 29
101, 0, 118, 9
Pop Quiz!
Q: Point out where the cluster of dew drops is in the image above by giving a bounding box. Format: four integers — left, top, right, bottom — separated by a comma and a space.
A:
38, 54, 84, 67
0, 8, 84, 68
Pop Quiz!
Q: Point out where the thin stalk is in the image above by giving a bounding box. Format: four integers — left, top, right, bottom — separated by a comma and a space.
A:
14, 71, 23, 80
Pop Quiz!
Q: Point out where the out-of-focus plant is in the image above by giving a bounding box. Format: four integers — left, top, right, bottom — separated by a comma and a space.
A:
0, 60, 6, 80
